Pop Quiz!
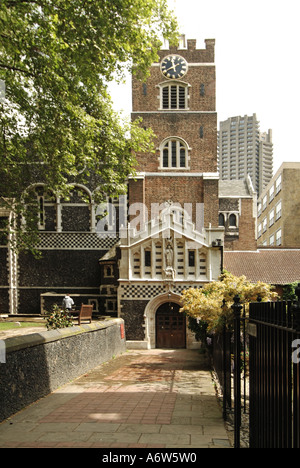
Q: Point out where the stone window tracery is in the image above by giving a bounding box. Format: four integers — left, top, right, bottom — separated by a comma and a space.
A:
159, 138, 190, 170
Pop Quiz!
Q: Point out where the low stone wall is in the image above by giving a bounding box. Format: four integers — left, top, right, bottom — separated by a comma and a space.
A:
0, 318, 126, 422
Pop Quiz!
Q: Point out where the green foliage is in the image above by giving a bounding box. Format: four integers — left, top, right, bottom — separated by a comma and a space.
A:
187, 316, 208, 343
181, 271, 277, 334
282, 282, 300, 301
46, 303, 73, 330
0, 0, 179, 252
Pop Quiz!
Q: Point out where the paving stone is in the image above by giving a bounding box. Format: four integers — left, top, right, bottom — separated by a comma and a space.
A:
0, 349, 232, 448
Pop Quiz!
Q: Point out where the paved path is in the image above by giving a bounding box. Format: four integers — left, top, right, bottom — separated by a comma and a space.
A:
0, 349, 231, 448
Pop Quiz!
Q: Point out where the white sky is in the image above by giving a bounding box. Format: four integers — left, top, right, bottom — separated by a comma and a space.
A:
109, 0, 300, 174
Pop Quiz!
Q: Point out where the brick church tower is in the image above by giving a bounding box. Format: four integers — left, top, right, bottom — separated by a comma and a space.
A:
117, 38, 224, 349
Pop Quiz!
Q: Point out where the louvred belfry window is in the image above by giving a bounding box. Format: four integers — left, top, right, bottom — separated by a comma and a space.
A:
161, 83, 188, 110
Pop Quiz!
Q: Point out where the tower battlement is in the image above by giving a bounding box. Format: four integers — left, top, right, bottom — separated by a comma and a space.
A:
159, 38, 215, 63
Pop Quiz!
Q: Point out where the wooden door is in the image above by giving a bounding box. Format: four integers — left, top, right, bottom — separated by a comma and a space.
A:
156, 303, 186, 349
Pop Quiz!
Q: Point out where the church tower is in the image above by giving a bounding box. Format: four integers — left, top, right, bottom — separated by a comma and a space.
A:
118, 38, 224, 349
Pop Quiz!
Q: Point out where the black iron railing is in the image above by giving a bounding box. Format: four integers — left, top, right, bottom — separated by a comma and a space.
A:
248, 289, 300, 448
211, 285, 300, 448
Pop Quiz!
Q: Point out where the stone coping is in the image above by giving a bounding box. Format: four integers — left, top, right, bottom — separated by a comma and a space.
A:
3, 318, 123, 354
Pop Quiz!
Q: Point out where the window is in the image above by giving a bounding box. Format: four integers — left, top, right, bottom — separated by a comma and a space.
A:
263, 217, 267, 233
161, 83, 188, 110
104, 265, 114, 278
258, 223, 262, 238
276, 174, 282, 194
276, 229, 282, 246
199, 252, 207, 276
188, 250, 195, 267
269, 209, 275, 227
38, 196, 45, 230
133, 252, 141, 278
144, 248, 151, 277
188, 250, 196, 276
154, 242, 163, 278
257, 202, 262, 218
161, 138, 188, 169
276, 201, 282, 221
219, 213, 225, 226
229, 213, 237, 227
176, 242, 184, 277
105, 299, 117, 313
262, 195, 268, 211
144, 250, 151, 267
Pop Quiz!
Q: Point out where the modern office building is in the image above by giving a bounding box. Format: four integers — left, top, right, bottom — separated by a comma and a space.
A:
257, 162, 300, 248
218, 114, 273, 196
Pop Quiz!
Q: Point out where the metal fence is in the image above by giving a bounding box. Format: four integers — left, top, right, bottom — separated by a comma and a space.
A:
248, 293, 300, 448
211, 297, 249, 448
211, 285, 300, 449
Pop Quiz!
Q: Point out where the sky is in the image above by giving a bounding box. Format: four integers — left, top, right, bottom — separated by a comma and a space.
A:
109, 0, 300, 174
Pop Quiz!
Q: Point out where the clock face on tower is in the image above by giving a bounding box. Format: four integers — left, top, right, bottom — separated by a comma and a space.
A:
161, 55, 188, 79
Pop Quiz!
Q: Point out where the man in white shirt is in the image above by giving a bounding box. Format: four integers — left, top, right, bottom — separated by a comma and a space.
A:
62, 294, 74, 311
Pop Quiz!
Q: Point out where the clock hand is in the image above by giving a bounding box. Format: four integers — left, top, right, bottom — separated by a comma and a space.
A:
165, 65, 176, 72
165, 61, 180, 72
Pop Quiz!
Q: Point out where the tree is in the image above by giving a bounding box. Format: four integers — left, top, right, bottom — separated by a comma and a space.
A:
180, 271, 277, 334
0, 0, 178, 251
282, 282, 300, 301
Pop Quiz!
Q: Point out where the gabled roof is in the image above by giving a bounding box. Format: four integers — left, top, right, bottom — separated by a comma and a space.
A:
119, 214, 211, 248
223, 249, 300, 285
99, 242, 119, 262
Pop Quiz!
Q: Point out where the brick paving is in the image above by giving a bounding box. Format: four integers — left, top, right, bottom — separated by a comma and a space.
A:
0, 349, 232, 448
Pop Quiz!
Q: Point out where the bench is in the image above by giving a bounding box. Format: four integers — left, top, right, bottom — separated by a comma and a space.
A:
73, 304, 93, 326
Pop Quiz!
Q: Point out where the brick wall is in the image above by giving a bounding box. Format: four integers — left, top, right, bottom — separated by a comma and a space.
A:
133, 112, 217, 174
224, 198, 257, 251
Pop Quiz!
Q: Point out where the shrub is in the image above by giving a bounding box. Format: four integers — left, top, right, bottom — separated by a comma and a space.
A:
46, 304, 73, 330
181, 270, 277, 334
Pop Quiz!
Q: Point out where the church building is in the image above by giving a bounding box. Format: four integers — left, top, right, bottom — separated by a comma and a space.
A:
1, 37, 233, 351
109, 37, 224, 349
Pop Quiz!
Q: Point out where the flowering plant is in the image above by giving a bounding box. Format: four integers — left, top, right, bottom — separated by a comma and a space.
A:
180, 270, 277, 333
46, 304, 73, 330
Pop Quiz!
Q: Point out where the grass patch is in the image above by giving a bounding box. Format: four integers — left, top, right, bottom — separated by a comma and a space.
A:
0, 322, 46, 331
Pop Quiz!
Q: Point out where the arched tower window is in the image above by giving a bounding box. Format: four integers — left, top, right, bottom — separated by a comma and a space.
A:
160, 138, 189, 169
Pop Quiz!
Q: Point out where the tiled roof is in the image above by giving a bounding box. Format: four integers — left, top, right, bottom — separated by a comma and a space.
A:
223, 249, 300, 285
219, 176, 256, 198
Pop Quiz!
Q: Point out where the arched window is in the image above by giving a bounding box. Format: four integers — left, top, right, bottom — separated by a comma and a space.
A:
160, 82, 188, 110
229, 213, 237, 227
23, 184, 56, 231
219, 213, 225, 227
160, 138, 189, 169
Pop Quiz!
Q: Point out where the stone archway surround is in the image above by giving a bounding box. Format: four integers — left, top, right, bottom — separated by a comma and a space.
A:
143, 291, 199, 349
